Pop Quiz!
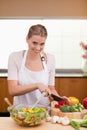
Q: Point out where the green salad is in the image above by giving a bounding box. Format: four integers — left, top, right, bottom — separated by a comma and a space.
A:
9, 107, 46, 126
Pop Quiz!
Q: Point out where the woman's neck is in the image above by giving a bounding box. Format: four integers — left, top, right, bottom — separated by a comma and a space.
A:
27, 50, 41, 61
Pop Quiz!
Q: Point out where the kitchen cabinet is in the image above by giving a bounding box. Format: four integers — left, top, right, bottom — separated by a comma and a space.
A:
0, 77, 87, 112
55, 77, 60, 92
55, 77, 87, 103
0, 78, 13, 112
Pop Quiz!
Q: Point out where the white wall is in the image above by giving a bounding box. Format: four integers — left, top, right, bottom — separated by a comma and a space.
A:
0, 19, 87, 69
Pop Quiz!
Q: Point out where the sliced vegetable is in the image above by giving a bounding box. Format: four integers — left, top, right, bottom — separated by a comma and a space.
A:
55, 103, 60, 108
54, 100, 67, 108
58, 100, 68, 105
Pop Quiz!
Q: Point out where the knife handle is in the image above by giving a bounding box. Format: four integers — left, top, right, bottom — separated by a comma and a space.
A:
51, 94, 63, 101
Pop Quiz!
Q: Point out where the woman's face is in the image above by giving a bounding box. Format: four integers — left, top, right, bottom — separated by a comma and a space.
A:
26, 35, 46, 55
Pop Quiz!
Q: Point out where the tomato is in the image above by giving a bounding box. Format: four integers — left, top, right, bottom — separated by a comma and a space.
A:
54, 100, 67, 108
55, 103, 60, 108
58, 100, 67, 106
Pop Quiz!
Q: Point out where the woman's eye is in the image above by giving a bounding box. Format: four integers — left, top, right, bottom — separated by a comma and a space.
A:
41, 43, 45, 46
32, 41, 38, 46
32, 41, 45, 46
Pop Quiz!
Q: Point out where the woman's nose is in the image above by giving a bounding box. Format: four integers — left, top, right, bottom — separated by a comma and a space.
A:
36, 45, 41, 50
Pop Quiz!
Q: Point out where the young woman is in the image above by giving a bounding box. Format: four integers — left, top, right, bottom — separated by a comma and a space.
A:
8, 24, 59, 108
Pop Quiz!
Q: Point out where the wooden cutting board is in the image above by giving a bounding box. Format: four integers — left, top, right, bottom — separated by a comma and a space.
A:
51, 108, 87, 119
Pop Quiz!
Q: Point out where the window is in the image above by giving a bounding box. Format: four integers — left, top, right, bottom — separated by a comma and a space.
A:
0, 19, 87, 69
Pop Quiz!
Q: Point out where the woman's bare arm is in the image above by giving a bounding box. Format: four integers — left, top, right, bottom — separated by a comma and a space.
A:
8, 80, 38, 96
8, 80, 51, 96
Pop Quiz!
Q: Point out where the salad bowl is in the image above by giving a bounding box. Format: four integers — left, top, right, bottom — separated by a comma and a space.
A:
8, 104, 46, 126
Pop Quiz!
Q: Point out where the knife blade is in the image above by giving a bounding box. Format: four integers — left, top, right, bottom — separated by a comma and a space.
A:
51, 94, 64, 101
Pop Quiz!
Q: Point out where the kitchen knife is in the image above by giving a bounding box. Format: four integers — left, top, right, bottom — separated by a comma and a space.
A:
51, 94, 71, 105
51, 94, 64, 101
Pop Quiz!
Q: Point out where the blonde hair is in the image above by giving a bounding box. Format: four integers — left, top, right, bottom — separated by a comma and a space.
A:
27, 24, 47, 38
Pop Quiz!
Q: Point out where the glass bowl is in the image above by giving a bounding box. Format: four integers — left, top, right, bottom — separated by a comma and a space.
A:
8, 104, 46, 126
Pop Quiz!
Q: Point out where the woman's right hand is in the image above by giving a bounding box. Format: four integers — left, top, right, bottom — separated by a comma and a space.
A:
35, 83, 51, 96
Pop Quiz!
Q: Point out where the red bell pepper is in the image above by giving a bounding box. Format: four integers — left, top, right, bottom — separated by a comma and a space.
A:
82, 97, 87, 109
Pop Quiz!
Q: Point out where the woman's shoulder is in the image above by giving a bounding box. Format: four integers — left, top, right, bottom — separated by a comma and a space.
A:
8, 50, 26, 67
9, 50, 25, 59
8, 50, 26, 70
44, 52, 55, 66
45, 53, 55, 70
46, 53, 55, 61
46, 53, 54, 57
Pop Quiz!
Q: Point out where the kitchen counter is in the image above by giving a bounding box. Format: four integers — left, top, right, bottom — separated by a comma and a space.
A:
0, 73, 8, 77
0, 73, 87, 78
55, 69, 87, 77
0, 69, 7, 77
55, 73, 85, 77
0, 117, 87, 130
0, 69, 87, 77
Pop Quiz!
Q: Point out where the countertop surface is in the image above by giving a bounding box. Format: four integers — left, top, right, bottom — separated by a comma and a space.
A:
0, 117, 87, 130
0, 69, 87, 77
0, 73, 87, 78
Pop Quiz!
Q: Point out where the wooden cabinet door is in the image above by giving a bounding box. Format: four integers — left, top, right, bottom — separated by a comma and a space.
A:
55, 77, 87, 103
0, 78, 13, 112
0, 78, 6, 112
55, 77, 60, 92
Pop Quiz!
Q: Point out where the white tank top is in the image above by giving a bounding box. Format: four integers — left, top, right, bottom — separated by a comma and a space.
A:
13, 50, 50, 108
